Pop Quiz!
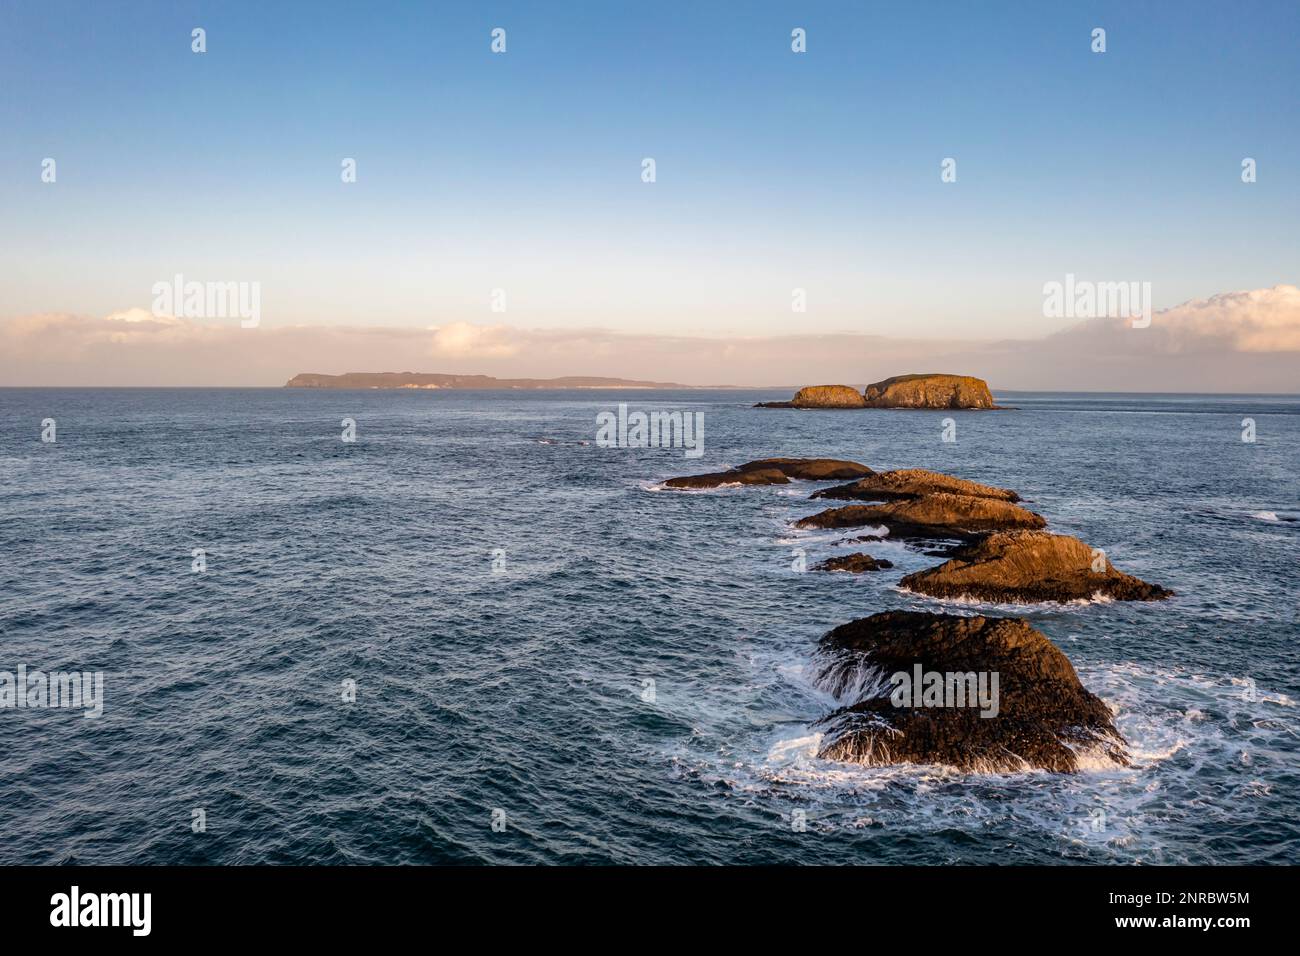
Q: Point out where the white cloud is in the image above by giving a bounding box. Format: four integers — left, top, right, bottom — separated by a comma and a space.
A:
104, 307, 182, 325
1046, 284, 1300, 354
427, 322, 521, 358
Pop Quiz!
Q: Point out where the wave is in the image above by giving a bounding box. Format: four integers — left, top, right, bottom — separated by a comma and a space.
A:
894, 585, 1117, 609
1247, 510, 1298, 523
642, 480, 749, 494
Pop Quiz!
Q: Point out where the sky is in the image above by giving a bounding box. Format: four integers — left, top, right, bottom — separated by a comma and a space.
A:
1, 0, 1298, 388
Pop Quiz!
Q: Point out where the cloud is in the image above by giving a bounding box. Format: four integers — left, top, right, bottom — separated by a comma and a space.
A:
1043, 284, 1300, 355
1, 286, 1296, 391
104, 307, 183, 325
427, 321, 521, 358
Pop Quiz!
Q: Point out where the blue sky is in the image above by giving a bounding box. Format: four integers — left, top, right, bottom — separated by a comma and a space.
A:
2, 0, 1297, 342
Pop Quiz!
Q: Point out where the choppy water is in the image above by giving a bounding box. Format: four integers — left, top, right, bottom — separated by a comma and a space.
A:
0, 388, 1297, 864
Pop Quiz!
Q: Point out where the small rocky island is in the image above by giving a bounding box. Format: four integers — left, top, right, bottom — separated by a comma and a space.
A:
812, 611, 1129, 773
813, 553, 894, 573
780, 385, 868, 408
757, 373, 1000, 410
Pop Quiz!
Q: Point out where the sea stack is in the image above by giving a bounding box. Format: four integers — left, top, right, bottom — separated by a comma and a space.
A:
812, 611, 1128, 773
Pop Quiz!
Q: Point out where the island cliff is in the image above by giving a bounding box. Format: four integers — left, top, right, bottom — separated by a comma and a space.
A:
863, 373, 997, 409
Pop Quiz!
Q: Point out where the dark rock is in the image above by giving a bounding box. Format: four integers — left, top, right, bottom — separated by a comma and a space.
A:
899, 530, 1173, 603
662, 467, 790, 489
812, 611, 1128, 772
812, 553, 894, 573
795, 493, 1047, 538
738, 458, 873, 481
665, 457, 873, 488
813, 468, 1021, 503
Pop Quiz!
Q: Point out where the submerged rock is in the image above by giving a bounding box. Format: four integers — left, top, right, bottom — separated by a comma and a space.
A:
812, 552, 894, 573
812, 611, 1128, 773
862, 374, 998, 409
795, 493, 1046, 538
665, 457, 872, 488
662, 467, 790, 489
813, 468, 1021, 503
899, 530, 1173, 603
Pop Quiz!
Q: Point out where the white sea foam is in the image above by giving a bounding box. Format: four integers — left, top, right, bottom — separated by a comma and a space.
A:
809, 653, 891, 704
894, 585, 1116, 609
641, 479, 745, 494
765, 732, 823, 763
669, 644, 1296, 861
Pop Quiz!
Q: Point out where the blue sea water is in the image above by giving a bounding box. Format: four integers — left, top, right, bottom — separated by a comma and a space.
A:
0, 387, 1296, 865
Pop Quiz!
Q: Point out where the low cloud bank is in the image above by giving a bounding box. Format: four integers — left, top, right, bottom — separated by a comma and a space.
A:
2, 286, 1296, 392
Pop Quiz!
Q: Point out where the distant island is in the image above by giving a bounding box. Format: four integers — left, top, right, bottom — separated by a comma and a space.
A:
284, 372, 692, 389
756, 374, 1001, 410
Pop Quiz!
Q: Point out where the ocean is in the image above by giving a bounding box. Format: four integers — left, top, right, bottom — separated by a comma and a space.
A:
0, 387, 1296, 864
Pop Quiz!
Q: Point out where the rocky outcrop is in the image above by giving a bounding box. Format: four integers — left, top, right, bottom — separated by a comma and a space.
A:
662, 467, 791, 489
755, 384, 866, 409
813, 469, 1021, 503
840, 533, 885, 544
812, 553, 894, 573
795, 493, 1046, 538
665, 457, 872, 489
812, 611, 1128, 773
743, 458, 873, 480
792, 385, 868, 408
899, 530, 1173, 603
862, 374, 998, 409
757, 375, 1001, 410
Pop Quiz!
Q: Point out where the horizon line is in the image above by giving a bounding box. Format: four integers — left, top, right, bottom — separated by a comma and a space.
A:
4, 385, 1300, 397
